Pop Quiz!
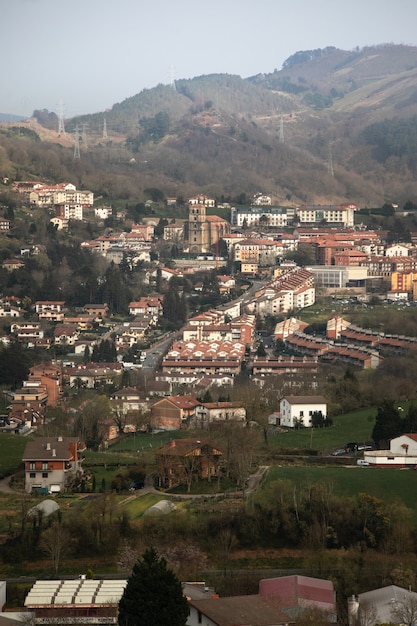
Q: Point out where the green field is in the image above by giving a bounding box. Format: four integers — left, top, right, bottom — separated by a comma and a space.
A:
0, 434, 29, 477
259, 465, 417, 519
266, 406, 378, 451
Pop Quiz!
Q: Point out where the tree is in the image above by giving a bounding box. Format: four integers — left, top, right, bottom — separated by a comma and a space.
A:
372, 399, 403, 448
39, 519, 69, 576
118, 547, 189, 626
391, 593, 417, 626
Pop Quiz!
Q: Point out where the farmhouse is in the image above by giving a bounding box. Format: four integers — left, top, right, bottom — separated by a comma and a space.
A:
156, 438, 222, 489
279, 395, 327, 428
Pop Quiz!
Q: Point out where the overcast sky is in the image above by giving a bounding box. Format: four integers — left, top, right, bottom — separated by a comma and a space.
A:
2, 0, 417, 118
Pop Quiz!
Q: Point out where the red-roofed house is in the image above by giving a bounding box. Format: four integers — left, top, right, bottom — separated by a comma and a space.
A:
150, 395, 201, 430
156, 438, 222, 489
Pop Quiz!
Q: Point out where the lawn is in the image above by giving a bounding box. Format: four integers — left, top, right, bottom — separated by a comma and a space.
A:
265, 404, 412, 452
0, 433, 30, 477
259, 465, 417, 520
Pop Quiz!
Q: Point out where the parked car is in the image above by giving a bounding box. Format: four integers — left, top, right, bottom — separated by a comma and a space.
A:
357, 459, 369, 466
332, 448, 347, 456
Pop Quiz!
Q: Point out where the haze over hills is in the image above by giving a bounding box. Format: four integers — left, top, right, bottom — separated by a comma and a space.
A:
2, 44, 417, 207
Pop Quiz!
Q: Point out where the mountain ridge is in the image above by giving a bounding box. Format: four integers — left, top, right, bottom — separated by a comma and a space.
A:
2, 44, 417, 207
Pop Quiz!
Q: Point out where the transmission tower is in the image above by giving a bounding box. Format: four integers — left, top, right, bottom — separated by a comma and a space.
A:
56, 99, 66, 134
327, 142, 334, 177
168, 65, 176, 90
102, 117, 108, 139
81, 123, 88, 149
73, 124, 80, 160
279, 115, 284, 143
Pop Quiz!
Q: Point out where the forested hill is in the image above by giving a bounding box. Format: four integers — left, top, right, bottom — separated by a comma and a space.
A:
2, 44, 417, 207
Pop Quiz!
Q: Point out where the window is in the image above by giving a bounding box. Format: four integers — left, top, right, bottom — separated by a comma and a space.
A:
29, 462, 35, 470
30, 472, 36, 478
42, 462, 48, 470
42, 472, 48, 478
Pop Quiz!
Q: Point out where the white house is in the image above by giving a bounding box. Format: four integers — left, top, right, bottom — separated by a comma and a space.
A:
364, 433, 417, 467
349, 585, 417, 626
279, 395, 327, 428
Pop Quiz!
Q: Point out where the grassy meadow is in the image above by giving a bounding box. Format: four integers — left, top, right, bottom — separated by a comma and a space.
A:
258, 465, 417, 521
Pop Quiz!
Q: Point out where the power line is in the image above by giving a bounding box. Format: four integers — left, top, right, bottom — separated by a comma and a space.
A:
279, 115, 284, 143
73, 124, 80, 160
56, 99, 65, 134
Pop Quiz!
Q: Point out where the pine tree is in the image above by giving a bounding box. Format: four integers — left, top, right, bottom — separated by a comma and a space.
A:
118, 547, 189, 626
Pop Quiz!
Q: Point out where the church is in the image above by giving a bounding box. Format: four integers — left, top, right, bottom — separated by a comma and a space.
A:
184, 195, 230, 255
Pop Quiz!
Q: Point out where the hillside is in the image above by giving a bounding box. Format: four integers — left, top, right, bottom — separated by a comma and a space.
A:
2, 44, 417, 206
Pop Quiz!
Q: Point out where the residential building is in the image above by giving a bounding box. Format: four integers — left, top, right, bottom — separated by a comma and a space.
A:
348, 586, 417, 626
35, 301, 65, 321
156, 438, 222, 489
296, 203, 358, 227
22, 436, 85, 494
94, 205, 113, 219
191, 402, 246, 429
150, 395, 200, 430
279, 395, 327, 428
187, 595, 293, 626
0, 218, 11, 232
230, 206, 288, 228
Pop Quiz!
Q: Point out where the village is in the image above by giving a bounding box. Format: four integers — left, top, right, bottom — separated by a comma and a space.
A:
2, 180, 417, 625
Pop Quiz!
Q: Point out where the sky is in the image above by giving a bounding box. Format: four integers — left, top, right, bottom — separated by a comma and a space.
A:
2, 0, 417, 118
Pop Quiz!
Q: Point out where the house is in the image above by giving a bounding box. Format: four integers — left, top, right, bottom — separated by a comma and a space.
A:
2, 258, 25, 272
22, 436, 86, 494
0, 303, 23, 317
191, 402, 246, 429
187, 595, 293, 626
35, 301, 65, 321
67, 363, 123, 389
187, 575, 335, 625
28, 363, 63, 407
364, 433, 417, 467
156, 438, 222, 489
279, 395, 327, 428
150, 395, 200, 430
53, 324, 80, 346
348, 585, 417, 625
8, 380, 49, 426
84, 303, 109, 318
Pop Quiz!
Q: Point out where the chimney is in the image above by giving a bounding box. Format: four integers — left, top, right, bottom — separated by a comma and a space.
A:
57, 436, 63, 442
52, 449, 56, 457
46, 442, 51, 450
